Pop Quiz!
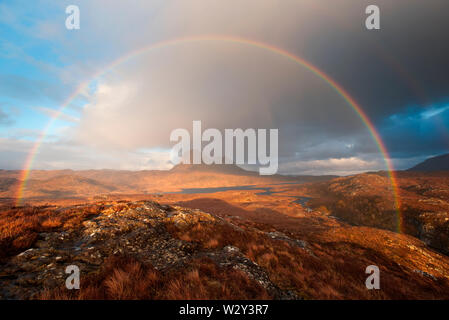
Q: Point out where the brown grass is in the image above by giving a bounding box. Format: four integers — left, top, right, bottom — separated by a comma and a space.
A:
5, 197, 449, 300
40, 255, 271, 300
165, 205, 449, 299
0, 204, 101, 260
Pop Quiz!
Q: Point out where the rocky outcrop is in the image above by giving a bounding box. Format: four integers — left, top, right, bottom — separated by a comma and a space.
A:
0, 201, 295, 299
307, 172, 449, 255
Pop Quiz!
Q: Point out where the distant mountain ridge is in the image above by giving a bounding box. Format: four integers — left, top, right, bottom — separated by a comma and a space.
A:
0, 163, 292, 199
169, 163, 253, 175
0, 162, 341, 200
408, 153, 449, 172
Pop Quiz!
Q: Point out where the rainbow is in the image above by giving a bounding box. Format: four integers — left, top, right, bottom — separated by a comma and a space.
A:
15, 35, 402, 232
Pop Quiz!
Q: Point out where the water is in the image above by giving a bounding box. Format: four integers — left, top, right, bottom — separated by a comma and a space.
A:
168, 185, 312, 210
292, 196, 312, 208
171, 185, 274, 194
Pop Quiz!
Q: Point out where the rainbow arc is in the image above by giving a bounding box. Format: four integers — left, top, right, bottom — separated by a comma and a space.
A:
15, 35, 402, 232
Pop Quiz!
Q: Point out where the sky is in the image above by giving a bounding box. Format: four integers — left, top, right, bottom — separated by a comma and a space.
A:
0, 0, 448, 175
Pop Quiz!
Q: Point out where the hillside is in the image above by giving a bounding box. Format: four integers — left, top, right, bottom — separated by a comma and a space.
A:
0, 166, 327, 201
25, 175, 118, 198
303, 171, 449, 254
408, 153, 449, 172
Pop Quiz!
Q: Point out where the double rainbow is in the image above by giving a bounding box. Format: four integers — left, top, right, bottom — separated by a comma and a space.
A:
15, 35, 402, 232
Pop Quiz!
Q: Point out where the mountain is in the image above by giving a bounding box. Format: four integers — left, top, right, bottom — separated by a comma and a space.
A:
408, 153, 449, 171
169, 162, 253, 175
0, 163, 290, 199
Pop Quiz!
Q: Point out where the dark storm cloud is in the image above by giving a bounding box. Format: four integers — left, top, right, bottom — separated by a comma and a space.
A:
297, 0, 449, 123
380, 104, 449, 158
277, 0, 449, 164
